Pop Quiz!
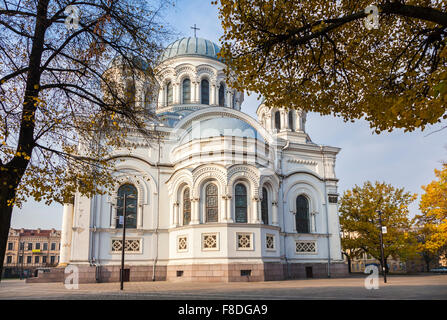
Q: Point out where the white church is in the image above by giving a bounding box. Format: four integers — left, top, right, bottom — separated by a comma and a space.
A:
54, 37, 348, 283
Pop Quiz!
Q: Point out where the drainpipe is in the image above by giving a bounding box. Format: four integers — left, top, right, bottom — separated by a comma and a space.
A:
320, 145, 331, 278
281, 140, 289, 278
152, 126, 161, 281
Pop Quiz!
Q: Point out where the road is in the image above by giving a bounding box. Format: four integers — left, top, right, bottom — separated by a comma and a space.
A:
0, 274, 446, 300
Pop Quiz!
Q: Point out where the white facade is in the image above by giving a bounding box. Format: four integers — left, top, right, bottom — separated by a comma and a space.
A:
59, 37, 346, 281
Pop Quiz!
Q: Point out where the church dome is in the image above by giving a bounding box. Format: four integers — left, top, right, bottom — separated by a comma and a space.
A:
179, 117, 265, 144
158, 37, 221, 63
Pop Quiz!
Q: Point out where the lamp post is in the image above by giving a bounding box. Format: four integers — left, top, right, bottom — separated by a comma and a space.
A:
376, 210, 387, 283
116, 192, 136, 291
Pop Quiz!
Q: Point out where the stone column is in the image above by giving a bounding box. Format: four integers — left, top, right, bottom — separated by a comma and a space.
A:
173, 202, 179, 226
159, 86, 165, 107
280, 111, 286, 131
211, 85, 216, 105
252, 197, 261, 223
111, 202, 117, 228
221, 196, 227, 222
191, 198, 200, 224
311, 211, 317, 233
195, 82, 200, 103
215, 84, 220, 106
272, 201, 279, 226
296, 110, 303, 131
137, 204, 143, 229
173, 83, 180, 104
266, 114, 272, 132
226, 196, 233, 223
59, 199, 74, 267
226, 91, 231, 108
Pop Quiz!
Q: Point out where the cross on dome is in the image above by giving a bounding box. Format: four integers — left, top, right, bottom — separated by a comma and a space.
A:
190, 24, 200, 37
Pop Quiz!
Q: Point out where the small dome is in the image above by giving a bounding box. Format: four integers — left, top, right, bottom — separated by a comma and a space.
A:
159, 37, 221, 63
109, 54, 150, 72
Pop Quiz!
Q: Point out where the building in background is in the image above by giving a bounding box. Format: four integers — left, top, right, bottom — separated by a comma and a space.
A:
2, 228, 61, 278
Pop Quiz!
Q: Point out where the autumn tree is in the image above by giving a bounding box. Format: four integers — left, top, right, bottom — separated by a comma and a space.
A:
217, 0, 447, 133
0, 0, 172, 279
414, 164, 447, 270
339, 181, 417, 273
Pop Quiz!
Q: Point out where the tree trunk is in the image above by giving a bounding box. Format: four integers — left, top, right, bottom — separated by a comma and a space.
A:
0, 0, 49, 282
0, 181, 16, 282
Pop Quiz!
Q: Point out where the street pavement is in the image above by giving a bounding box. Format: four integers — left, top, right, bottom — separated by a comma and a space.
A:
0, 274, 446, 300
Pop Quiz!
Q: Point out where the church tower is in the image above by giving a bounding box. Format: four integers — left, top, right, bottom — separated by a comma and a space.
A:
256, 100, 310, 144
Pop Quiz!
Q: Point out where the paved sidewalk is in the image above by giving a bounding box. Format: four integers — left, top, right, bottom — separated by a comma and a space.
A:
0, 274, 446, 299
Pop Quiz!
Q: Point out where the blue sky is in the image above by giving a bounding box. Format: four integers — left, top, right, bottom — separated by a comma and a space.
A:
11, 0, 447, 229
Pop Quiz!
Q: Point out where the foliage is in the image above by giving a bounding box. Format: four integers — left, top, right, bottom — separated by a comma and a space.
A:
0, 0, 172, 207
216, 0, 447, 133
416, 164, 447, 259
339, 181, 418, 264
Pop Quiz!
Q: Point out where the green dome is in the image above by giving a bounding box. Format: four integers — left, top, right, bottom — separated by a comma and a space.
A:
159, 37, 221, 63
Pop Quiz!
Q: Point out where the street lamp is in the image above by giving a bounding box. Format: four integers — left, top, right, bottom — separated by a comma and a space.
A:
116, 192, 136, 291
376, 210, 387, 283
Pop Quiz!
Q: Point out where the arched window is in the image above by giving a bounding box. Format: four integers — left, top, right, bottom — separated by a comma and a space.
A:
183, 188, 191, 225
182, 78, 191, 104
201, 79, 209, 105
296, 195, 309, 233
205, 183, 218, 222
275, 111, 281, 130
218, 82, 225, 107
235, 183, 248, 223
116, 184, 138, 229
288, 110, 294, 130
165, 81, 173, 106
261, 187, 269, 224
125, 80, 136, 107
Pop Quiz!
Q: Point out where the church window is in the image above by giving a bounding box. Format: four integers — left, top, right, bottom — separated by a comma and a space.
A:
296, 195, 310, 233
201, 79, 209, 105
183, 188, 191, 225
288, 110, 294, 130
266, 234, 275, 250
218, 82, 225, 107
182, 78, 191, 104
116, 184, 138, 229
125, 80, 136, 107
111, 239, 141, 253
205, 183, 218, 222
275, 111, 281, 130
177, 236, 188, 252
202, 233, 218, 250
261, 187, 269, 225
235, 183, 248, 223
166, 81, 173, 105
237, 233, 252, 250
295, 241, 316, 253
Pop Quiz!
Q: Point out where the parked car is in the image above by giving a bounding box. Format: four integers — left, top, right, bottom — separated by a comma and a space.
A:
429, 267, 447, 273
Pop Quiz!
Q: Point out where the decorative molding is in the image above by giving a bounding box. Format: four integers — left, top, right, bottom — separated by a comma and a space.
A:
287, 159, 317, 165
